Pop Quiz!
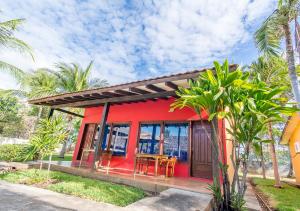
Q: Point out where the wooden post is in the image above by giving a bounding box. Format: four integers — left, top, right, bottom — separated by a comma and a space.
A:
93, 102, 110, 170
48, 108, 54, 119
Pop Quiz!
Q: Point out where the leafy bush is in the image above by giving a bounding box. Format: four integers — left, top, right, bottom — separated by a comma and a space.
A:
0, 144, 29, 162
27, 117, 67, 160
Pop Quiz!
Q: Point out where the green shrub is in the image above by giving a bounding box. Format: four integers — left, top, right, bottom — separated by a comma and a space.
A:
0, 144, 29, 162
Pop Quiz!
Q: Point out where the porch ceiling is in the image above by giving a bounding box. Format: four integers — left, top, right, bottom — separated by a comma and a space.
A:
28, 64, 237, 108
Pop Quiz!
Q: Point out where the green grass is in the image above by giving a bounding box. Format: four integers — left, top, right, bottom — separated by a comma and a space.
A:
252, 177, 300, 211
0, 169, 145, 206
43, 153, 73, 161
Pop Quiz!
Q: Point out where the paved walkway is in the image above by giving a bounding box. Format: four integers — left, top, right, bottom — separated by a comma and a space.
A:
0, 180, 212, 211
244, 184, 261, 211
0, 180, 119, 211
125, 188, 211, 211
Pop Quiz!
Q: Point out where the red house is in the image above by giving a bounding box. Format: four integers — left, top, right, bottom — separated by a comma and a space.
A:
29, 66, 234, 181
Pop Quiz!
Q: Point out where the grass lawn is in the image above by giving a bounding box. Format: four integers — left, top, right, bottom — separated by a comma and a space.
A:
252, 177, 300, 211
0, 169, 145, 206
43, 153, 73, 161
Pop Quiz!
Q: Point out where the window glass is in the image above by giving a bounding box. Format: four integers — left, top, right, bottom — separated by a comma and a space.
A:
163, 123, 188, 161
110, 125, 129, 156
138, 124, 161, 154
100, 125, 111, 151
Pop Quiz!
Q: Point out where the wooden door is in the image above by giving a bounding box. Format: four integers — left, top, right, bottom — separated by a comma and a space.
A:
191, 121, 212, 179
76, 124, 97, 160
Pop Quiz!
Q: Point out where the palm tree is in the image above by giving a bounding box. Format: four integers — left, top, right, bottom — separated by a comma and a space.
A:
255, 0, 300, 107
250, 56, 291, 187
0, 17, 33, 76
47, 61, 108, 158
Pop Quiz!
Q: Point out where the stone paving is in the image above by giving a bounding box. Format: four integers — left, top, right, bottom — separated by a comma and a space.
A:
0, 180, 212, 211
0, 180, 119, 211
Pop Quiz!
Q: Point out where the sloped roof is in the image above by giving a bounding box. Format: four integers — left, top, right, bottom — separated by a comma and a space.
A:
28, 64, 237, 108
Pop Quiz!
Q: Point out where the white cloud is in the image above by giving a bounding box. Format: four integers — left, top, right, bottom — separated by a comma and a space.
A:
0, 0, 276, 90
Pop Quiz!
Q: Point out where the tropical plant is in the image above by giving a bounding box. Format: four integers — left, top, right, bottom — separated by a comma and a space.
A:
46, 61, 108, 158
49, 61, 108, 92
255, 0, 300, 106
0, 144, 28, 162
171, 60, 296, 210
27, 116, 68, 172
250, 56, 290, 186
0, 94, 25, 137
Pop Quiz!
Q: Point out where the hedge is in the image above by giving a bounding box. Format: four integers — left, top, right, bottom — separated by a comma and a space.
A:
0, 144, 29, 162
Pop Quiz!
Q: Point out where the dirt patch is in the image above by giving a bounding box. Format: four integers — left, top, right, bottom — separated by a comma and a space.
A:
249, 179, 274, 211
32, 179, 59, 188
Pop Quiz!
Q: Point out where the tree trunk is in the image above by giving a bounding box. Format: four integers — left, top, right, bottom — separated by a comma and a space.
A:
66, 139, 73, 152
261, 143, 266, 179
211, 118, 220, 187
33, 107, 43, 131
283, 24, 300, 107
58, 141, 67, 158
58, 115, 73, 158
268, 122, 281, 187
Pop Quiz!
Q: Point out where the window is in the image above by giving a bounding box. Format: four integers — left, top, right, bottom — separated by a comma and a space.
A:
100, 124, 129, 156
109, 125, 130, 156
138, 124, 161, 154
163, 123, 188, 162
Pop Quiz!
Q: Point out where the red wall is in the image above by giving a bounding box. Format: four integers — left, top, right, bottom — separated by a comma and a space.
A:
72, 97, 225, 178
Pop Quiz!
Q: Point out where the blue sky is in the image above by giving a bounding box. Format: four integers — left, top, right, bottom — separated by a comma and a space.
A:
0, 0, 277, 90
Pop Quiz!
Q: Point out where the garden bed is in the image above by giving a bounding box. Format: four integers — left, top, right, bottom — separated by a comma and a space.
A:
0, 169, 145, 206
42, 153, 73, 161
251, 177, 300, 211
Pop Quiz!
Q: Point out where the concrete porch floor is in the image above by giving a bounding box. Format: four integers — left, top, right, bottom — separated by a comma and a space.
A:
33, 161, 211, 194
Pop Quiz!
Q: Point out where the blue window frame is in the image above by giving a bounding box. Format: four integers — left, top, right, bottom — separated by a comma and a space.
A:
101, 125, 111, 151
163, 123, 188, 162
101, 124, 129, 156
138, 124, 161, 154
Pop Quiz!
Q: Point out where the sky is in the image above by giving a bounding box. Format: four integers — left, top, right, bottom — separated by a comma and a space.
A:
0, 0, 277, 90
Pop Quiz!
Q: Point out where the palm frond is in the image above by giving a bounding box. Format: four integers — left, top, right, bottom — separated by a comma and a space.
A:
0, 36, 34, 60
89, 78, 109, 88
0, 17, 34, 60
0, 18, 25, 31
0, 89, 27, 98
254, 11, 283, 57
0, 60, 25, 84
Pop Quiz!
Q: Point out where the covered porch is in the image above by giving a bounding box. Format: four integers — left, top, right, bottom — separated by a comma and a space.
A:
36, 160, 211, 194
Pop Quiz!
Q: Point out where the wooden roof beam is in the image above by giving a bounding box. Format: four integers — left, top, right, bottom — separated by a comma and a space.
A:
73, 95, 95, 100
165, 81, 178, 90
129, 87, 151, 94
54, 108, 84, 118
145, 84, 166, 92
101, 92, 123, 97
52, 90, 176, 108
114, 90, 137, 96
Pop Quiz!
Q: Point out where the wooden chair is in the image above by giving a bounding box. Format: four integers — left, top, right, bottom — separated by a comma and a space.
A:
136, 157, 149, 175
98, 151, 112, 174
160, 157, 177, 177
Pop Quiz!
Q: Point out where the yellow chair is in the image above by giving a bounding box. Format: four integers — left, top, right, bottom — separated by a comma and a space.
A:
160, 157, 177, 177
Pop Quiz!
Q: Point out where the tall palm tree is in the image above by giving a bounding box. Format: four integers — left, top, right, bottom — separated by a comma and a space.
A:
47, 61, 108, 158
255, 0, 300, 107
0, 17, 34, 77
250, 56, 290, 187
